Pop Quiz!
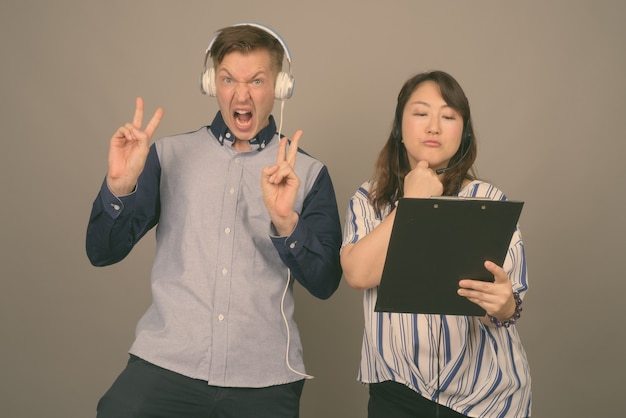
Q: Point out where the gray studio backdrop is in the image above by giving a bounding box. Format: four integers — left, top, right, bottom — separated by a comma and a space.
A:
1, 1, 624, 417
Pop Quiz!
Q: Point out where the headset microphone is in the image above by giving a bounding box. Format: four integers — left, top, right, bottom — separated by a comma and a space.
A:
435, 145, 470, 174
435, 120, 472, 175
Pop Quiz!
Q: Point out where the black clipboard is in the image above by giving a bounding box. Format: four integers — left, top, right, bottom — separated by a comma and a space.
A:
374, 197, 524, 316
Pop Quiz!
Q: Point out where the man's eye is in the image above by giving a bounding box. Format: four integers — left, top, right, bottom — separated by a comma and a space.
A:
252, 79, 262, 85
224, 77, 232, 84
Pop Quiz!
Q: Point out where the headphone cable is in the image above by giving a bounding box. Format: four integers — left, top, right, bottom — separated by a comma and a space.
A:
435, 314, 443, 418
281, 268, 314, 380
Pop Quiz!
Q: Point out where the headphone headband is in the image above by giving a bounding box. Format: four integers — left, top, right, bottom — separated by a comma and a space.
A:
204, 22, 292, 65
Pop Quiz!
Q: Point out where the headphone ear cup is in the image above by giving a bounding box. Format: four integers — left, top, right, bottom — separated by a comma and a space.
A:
274, 71, 294, 100
200, 68, 217, 96
202, 68, 293, 99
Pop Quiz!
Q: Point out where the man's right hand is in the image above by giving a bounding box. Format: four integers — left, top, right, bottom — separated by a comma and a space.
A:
106, 97, 163, 196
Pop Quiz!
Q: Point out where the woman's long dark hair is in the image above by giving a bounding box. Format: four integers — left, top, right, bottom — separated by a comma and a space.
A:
369, 70, 477, 212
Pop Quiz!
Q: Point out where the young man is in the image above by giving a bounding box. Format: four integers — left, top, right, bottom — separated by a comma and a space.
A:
87, 23, 342, 418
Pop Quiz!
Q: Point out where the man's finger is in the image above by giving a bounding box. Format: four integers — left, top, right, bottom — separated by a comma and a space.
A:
133, 97, 144, 128
287, 130, 303, 166
276, 137, 287, 164
144, 107, 164, 139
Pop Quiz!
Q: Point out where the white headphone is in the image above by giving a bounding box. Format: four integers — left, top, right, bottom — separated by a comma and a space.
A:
199, 22, 295, 100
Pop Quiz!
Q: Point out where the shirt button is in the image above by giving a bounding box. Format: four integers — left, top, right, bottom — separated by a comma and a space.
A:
110, 203, 120, 211
218, 314, 224, 321
225, 132, 231, 139
222, 268, 228, 276
289, 241, 297, 249
224, 227, 231, 235
229, 188, 235, 195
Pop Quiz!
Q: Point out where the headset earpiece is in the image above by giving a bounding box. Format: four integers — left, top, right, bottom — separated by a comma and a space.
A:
199, 23, 294, 100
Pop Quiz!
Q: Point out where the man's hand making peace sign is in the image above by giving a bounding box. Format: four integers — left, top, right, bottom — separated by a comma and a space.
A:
107, 97, 163, 196
261, 130, 303, 236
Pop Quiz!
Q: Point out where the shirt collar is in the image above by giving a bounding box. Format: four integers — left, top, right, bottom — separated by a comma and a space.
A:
209, 112, 278, 151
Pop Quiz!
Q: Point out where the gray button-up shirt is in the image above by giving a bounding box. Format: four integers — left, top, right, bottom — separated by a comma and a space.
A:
86, 113, 342, 387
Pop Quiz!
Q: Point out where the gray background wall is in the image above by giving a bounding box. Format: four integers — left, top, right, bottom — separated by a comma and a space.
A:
1, 1, 624, 417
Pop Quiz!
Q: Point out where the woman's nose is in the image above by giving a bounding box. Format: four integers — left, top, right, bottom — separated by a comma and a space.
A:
427, 117, 440, 134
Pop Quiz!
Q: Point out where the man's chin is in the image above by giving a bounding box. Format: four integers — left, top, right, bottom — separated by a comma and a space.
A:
229, 124, 256, 141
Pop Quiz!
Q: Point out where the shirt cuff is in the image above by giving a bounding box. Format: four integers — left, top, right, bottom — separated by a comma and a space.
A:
100, 178, 136, 220
270, 216, 306, 256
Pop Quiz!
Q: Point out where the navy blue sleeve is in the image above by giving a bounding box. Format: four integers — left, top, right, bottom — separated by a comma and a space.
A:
270, 166, 343, 299
85, 145, 161, 266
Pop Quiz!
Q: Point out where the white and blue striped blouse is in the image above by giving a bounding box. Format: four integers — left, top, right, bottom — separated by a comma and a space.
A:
342, 180, 531, 417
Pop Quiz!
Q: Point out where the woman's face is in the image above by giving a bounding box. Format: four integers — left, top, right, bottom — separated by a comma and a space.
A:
401, 81, 464, 172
